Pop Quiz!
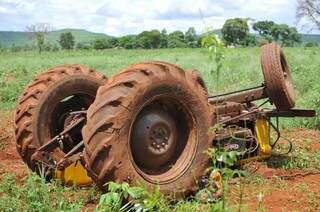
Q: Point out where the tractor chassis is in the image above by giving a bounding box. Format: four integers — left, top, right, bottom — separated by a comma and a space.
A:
31, 84, 315, 177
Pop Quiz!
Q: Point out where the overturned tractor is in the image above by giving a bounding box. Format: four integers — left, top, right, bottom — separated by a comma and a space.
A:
14, 43, 315, 198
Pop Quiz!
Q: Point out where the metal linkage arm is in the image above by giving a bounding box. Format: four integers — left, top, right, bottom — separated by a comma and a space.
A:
36, 117, 86, 153
266, 109, 316, 118
208, 85, 267, 104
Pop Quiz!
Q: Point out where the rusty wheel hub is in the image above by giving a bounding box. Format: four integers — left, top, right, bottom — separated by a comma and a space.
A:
131, 107, 178, 169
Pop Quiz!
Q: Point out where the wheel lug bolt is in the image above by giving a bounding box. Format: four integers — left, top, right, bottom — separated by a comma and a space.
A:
156, 145, 160, 149
161, 142, 165, 147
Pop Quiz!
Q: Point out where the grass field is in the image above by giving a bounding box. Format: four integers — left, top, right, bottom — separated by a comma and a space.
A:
0, 47, 319, 211
0, 47, 319, 128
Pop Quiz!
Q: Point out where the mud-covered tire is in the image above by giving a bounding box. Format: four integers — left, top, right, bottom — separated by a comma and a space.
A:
83, 61, 212, 198
261, 42, 295, 110
14, 64, 107, 172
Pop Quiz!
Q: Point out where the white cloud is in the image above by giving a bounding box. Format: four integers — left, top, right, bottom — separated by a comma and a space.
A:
0, 6, 9, 13
0, 0, 315, 35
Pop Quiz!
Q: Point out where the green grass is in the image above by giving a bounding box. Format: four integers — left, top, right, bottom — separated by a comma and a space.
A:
267, 139, 320, 170
0, 172, 99, 211
0, 47, 319, 128
0, 47, 319, 211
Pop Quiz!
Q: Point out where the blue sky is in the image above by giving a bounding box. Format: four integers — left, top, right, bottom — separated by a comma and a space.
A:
0, 0, 315, 35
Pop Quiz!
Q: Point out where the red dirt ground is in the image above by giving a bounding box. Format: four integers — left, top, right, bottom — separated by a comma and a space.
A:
0, 109, 319, 211
0, 109, 28, 180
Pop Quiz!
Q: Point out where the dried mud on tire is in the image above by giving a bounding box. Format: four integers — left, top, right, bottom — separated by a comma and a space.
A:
14, 64, 107, 172
82, 61, 212, 198
261, 42, 295, 110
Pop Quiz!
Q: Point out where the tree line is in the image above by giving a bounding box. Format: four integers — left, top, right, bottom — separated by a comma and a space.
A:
67, 19, 304, 50
1, 18, 317, 53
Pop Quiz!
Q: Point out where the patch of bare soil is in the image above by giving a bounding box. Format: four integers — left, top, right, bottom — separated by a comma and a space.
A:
232, 170, 320, 212
0, 109, 28, 180
245, 166, 320, 211
229, 128, 320, 211
0, 109, 319, 211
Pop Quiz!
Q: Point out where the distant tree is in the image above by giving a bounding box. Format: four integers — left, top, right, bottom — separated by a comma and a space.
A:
36, 33, 44, 51
296, 0, 320, 30
118, 35, 139, 49
52, 43, 60, 51
76, 42, 92, 50
93, 38, 111, 50
222, 18, 249, 46
169, 30, 185, 40
26, 23, 52, 53
167, 31, 187, 48
108, 37, 119, 48
43, 42, 53, 51
160, 29, 168, 48
137, 30, 162, 48
271, 24, 301, 46
59, 32, 75, 49
253, 21, 275, 42
241, 34, 257, 46
287, 27, 302, 46
253, 21, 275, 36
257, 38, 270, 47
185, 27, 198, 47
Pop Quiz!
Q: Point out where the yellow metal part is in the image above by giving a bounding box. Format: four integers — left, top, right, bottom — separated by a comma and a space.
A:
255, 118, 272, 156
237, 118, 272, 165
55, 161, 92, 186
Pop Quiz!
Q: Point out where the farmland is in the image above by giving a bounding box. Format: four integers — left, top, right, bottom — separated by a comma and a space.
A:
1, 47, 319, 128
0, 47, 320, 211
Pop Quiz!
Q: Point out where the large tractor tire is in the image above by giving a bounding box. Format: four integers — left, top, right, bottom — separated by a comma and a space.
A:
14, 64, 107, 175
261, 42, 295, 110
82, 61, 212, 198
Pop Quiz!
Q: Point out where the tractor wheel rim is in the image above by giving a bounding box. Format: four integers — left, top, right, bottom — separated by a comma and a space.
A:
129, 95, 197, 184
131, 106, 178, 169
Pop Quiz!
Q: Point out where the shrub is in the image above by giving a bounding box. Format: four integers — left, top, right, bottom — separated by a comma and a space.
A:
76, 42, 92, 50
93, 38, 112, 50
305, 41, 318, 47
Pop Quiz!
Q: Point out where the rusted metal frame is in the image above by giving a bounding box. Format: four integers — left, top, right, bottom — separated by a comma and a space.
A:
265, 109, 316, 117
57, 141, 84, 170
208, 85, 268, 104
35, 116, 85, 153
216, 108, 262, 126
211, 102, 243, 123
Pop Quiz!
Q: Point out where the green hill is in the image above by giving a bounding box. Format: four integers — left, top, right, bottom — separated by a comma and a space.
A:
0, 31, 28, 47
0, 29, 112, 47
300, 33, 320, 43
